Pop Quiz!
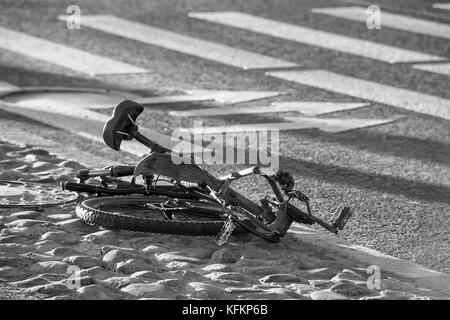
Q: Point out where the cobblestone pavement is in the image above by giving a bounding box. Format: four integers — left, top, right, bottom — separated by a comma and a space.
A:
0, 141, 447, 300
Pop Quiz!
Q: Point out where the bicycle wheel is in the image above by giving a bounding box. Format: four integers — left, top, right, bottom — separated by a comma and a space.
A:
76, 195, 244, 236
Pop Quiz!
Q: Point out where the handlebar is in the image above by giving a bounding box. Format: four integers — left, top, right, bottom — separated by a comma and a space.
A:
77, 165, 136, 182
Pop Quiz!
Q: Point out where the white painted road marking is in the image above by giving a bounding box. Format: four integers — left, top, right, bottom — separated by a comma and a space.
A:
413, 62, 450, 76
0, 81, 20, 93
139, 90, 285, 105
267, 70, 450, 120
433, 3, 450, 10
0, 90, 227, 158
180, 117, 393, 133
312, 6, 450, 40
59, 15, 297, 70
0, 26, 149, 76
170, 102, 370, 117
0, 99, 200, 157
189, 11, 445, 63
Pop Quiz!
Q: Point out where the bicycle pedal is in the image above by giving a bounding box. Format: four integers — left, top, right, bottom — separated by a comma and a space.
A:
332, 206, 353, 230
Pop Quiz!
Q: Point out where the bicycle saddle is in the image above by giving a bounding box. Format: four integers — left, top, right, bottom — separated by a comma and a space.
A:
103, 100, 144, 151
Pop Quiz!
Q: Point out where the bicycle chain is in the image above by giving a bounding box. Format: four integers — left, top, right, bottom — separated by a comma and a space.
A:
216, 216, 236, 246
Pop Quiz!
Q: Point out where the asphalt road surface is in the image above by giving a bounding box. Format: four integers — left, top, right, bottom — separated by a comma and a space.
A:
0, 0, 448, 273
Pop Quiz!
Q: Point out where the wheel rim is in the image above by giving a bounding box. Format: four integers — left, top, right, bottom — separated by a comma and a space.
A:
85, 196, 226, 222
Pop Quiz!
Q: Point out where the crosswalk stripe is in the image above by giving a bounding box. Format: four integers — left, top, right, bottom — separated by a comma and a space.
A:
188, 11, 445, 64
0, 99, 202, 157
413, 62, 450, 76
58, 15, 297, 70
179, 117, 393, 134
0, 81, 20, 93
312, 6, 450, 40
139, 90, 285, 105
0, 26, 149, 76
433, 3, 450, 10
267, 70, 450, 120
170, 102, 370, 117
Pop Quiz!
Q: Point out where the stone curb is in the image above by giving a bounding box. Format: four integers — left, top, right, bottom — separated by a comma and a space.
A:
289, 224, 450, 296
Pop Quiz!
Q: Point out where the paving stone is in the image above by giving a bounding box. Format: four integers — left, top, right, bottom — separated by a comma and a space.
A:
169, 270, 206, 282
130, 270, 160, 280
103, 276, 142, 289
211, 248, 239, 263
141, 245, 168, 254
286, 283, 315, 294
186, 281, 229, 299
121, 283, 179, 299
202, 264, 233, 273
0, 235, 20, 243
206, 272, 248, 282
101, 245, 136, 255
297, 268, 337, 280
331, 281, 374, 297
0, 255, 33, 268
102, 249, 151, 270
331, 270, 367, 283
76, 284, 116, 300
240, 287, 305, 300
21, 252, 61, 263
83, 230, 119, 245
10, 275, 52, 287
359, 290, 411, 300
77, 242, 103, 256
260, 274, 307, 285
155, 252, 203, 264
40, 231, 77, 244
0, 243, 35, 254
27, 282, 73, 296
55, 219, 98, 234
186, 248, 213, 260
47, 247, 82, 257
309, 279, 336, 289
10, 211, 41, 220
46, 295, 77, 300
240, 266, 280, 276
6, 219, 49, 228
73, 266, 118, 281
156, 278, 185, 288
116, 259, 154, 275
310, 289, 350, 300
47, 214, 74, 221
63, 255, 101, 269
0, 266, 26, 279
234, 258, 272, 267
28, 261, 69, 274
165, 261, 194, 270
34, 240, 60, 252
224, 286, 264, 294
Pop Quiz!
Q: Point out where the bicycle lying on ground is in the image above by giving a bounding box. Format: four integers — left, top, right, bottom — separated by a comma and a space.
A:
62, 100, 353, 244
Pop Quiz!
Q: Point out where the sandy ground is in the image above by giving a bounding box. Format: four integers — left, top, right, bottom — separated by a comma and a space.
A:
0, 140, 447, 300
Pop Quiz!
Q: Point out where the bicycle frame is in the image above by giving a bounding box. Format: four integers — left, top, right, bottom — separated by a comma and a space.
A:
70, 99, 352, 242
133, 152, 308, 241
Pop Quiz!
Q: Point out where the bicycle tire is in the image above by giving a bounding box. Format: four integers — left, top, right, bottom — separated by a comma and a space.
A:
76, 195, 244, 236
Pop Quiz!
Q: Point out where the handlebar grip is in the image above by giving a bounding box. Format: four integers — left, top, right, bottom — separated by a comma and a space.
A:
61, 181, 100, 193
76, 169, 110, 180
111, 165, 135, 177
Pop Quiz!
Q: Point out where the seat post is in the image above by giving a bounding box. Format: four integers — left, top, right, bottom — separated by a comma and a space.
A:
130, 126, 170, 153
